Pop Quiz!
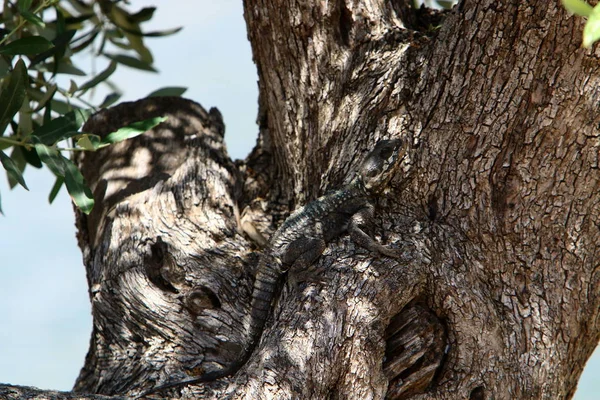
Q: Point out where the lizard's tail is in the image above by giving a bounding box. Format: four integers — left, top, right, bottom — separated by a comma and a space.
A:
138, 257, 283, 397
247, 255, 282, 348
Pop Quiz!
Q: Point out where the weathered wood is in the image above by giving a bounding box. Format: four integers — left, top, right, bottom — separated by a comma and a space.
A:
71, 97, 253, 397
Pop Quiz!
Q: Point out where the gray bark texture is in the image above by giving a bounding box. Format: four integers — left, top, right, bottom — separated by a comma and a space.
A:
1, 0, 599, 399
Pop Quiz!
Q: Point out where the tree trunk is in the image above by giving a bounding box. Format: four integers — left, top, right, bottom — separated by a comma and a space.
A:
2, 0, 599, 399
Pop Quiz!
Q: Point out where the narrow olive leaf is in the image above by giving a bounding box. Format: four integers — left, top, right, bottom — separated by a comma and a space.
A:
64, 13, 95, 25
562, 0, 593, 16
32, 139, 66, 176
0, 36, 54, 55
0, 57, 10, 78
104, 53, 157, 72
25, 91, 73, 115
146, 86, 187, 98
20, 145, 42, 168
53, 17, 71, 72
21, 11, 46, 28
107, 37, 131, 50
0, 59, 28, 135
72, 30, 99, 54
32, 108, 92, 145
64, 0, 93, 14
78, 61, 117, 92
102, 116, 167, 144
29, 84, 57, 112
17, 0, 33, 11
53, 62, 87, 76
29, 29, 77, 67
32, 62, 86, 76
43, 100, 52, 124
77, 134, 102, 151
68, 79, 78, 95
583, 4, 600, 47
18, 100, 33, 135
48, 175, 64, 204
99, 92, 121, 108
0, 150, 28, 190
105, 28, 125, 40
7, 147, 27, 188
107, 5, 153, 63
130, 7, 156, 23
138, 27, 182, 37
63, 157, 94, 214
56, 8, 66, 35
49, 97, 74, 115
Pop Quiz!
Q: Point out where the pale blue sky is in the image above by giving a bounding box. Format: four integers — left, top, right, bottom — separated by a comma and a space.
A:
0, 1, 598, 398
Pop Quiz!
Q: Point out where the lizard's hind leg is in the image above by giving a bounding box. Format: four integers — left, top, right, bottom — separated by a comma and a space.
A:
285, 238, 328, 284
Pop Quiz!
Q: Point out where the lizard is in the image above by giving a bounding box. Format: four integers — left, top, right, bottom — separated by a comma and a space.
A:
142, 138, 407, 396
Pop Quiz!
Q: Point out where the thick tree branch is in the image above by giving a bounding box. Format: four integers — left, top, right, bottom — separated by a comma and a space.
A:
72, 98, 252, 397
243, 0, 433, 203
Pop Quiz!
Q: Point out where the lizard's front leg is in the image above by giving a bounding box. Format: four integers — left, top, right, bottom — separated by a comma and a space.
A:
349, 205, 405, 259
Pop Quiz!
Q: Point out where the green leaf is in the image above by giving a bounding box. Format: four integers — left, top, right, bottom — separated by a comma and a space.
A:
29, 88, 74, 114
20, 145, 42, 168
68, 79, 78, 95
0, 57, 10, 79
6, 146, 27, 188
64, 0, 93, 14
63, 157, 93, 214
29, 84, 57, 112
33, 139, 66, 176
17, 0, 33, 11
31, 108, 92, 145
107, 36, 131, 50
43, 99, 53, 124
99, 92, 121, 108
0, 149, 28, 190
136, 27, 182, 37
104, 53, 157, 72
562, 0, 593, 16
106, 5, 153, 63
53, 62, 87, 76
78, 61, 117, 92
130, 7, 156, 23
72, 29, 99, 54
32, 61, 87, 76
64, 13, 95, 26
0, 59, 28, 136
48, 175, 63, 204
583, 4, 600, 47
21, 10, 46, 28
49, 97, 74, 114
147, 86, 187, 98
77, 134, 102, 151
19, 107, 33, 137
0, 36, 54, 55
102, 116, 167, 144
29, 29, 77, 67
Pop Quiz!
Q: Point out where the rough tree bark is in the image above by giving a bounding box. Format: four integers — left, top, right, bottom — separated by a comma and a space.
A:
1, 0, 599, 399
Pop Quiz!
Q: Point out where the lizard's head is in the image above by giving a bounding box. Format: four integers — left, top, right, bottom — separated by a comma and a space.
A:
359, 139, 405, 193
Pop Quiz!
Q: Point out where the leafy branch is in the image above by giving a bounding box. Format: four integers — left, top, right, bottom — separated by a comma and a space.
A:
0, 0, 186, 214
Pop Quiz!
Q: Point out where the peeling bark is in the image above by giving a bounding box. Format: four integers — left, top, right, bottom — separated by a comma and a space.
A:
2, 0, 599, 399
